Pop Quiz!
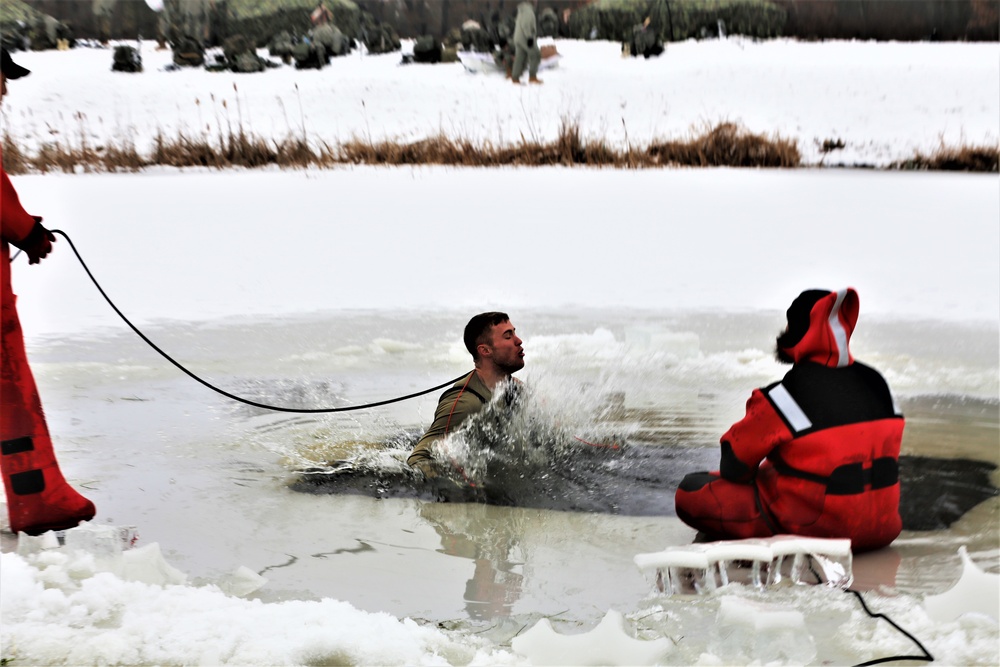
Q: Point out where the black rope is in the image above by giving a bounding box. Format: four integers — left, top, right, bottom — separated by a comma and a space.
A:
803, 559, 933, 666
848, 587, 934, 666
48, 229, 465, 413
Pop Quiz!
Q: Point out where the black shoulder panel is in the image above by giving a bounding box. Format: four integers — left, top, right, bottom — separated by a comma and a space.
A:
780, 361, 900, 431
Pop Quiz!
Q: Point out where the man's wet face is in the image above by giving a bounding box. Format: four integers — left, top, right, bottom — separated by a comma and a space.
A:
489, 320, 524, 374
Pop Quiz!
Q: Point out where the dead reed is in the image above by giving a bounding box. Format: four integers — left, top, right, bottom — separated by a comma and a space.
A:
891, 143, 999, 172
649, 122, 802, 168
2, 121, 995, 174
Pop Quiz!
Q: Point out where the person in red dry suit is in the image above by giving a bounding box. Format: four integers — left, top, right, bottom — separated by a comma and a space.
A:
1, 48, 96, 535
675, 288, 903, 552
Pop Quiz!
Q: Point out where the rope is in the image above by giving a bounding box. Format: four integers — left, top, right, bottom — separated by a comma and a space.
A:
848, 588, 934, 666
803, 560, 934, 666
48, 229, 464, 413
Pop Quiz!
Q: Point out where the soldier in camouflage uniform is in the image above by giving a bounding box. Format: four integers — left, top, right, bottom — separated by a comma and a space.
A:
292, 35, 328, 69
223, 35, 266, 73
407, 313, 525, 476
312, 22, 350, 58
624, 17, 664, 58
511, 1, 542, 84
359, 16, 400, 55
172, 34, 204, 67
269, 30, 295, 64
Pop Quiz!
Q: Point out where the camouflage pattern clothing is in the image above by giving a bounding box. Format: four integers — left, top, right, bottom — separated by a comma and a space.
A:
312, 23, 350, 57
625, 20, 664, 58
407, 371, 493, 471
511, 1, 541, 81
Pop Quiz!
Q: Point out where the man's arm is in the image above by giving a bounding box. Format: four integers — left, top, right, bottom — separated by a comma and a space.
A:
1, 167, 37, 243
407, 386, 485, 469
718, 387, 793, 482
2, 168, 53, 264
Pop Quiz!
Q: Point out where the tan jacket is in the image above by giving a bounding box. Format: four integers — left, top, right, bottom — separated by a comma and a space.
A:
407, 371, 493, 468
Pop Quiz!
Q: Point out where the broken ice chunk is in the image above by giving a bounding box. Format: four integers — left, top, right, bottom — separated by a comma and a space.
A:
635, 535, 853, 595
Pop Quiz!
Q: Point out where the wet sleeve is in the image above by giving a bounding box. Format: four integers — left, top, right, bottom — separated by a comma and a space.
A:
407, 389, 483, 467
1, 167, 38, 245
719, 388, 793, 482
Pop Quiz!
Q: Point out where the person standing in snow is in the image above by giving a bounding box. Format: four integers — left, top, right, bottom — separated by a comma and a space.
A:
1, 48, 96, 535
674, 288, 903, 552
511, 1, 542, 85
407, 312, 525, 475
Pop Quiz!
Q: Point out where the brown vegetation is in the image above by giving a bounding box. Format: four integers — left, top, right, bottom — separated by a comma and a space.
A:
891, 143, 999, 172
2, 122, 995, 174
648, 122, 801, 168
3, 121, 804, 173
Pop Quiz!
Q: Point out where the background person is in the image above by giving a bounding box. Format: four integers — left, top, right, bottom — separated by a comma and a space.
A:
1, 48, 96, 535
674, 288, 904, 552
511, 1, 542, 85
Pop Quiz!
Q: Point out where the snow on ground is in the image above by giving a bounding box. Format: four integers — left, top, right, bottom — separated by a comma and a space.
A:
1, 38, 997, 167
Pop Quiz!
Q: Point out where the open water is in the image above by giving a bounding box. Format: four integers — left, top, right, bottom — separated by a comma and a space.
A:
5, 307, 996, 663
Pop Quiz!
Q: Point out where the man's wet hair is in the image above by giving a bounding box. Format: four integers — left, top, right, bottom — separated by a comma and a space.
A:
464, 312, 510, 358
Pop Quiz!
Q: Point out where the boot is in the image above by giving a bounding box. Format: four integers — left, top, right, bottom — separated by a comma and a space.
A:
505, 65, 512, 80
529, 75, 543, 85
2, 436, 96, 535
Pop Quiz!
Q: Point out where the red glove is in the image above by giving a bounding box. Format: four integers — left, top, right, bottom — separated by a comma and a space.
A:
20, 217, 56, 264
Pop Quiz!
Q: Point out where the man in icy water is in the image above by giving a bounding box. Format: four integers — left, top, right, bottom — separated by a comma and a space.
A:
674, 288, 903, 552
407, 312, 524, 476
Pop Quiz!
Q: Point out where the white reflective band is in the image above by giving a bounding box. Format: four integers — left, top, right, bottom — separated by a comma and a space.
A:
768, 384, 813, 432
828, 289, 850, 368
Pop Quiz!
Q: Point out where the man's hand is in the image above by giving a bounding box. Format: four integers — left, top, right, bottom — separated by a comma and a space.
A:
22, 217, 55, 264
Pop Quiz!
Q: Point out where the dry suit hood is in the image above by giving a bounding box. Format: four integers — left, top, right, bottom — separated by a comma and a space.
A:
779, 287, 859, 367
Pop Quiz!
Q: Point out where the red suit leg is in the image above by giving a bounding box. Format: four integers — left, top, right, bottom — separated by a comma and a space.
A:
1, 295, 95, 535
674, 471, 774, 540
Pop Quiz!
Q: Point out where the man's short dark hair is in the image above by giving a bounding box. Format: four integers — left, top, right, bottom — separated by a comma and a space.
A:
464, 312, 509, 358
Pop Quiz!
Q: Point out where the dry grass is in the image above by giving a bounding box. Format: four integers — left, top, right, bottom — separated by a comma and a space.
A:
2, 120, 996, 174
891, 143, 999, 172
649, 122, 802, 168
1, 133, 29, 173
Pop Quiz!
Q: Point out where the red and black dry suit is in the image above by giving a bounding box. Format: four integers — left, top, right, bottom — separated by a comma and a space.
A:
674, 288, 903, 552
2, 159, 96, 534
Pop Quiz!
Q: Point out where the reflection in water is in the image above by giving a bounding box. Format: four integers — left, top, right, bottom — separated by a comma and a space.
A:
420, 503, 525, 621
851, 546, 903, 591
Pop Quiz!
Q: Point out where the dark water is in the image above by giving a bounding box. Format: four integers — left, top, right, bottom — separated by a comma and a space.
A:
899, 455, 999, 530
291, 435, 716, 515
289, 379, 999, 529
292, 446, 997, 530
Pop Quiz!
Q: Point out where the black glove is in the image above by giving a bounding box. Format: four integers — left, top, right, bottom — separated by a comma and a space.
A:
526, 37, 534, 48
21, 217, 56, 264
